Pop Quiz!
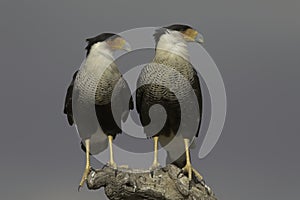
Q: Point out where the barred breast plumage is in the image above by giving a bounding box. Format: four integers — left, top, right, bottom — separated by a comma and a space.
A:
137, 50, 199, 106
75, 61, 123, 106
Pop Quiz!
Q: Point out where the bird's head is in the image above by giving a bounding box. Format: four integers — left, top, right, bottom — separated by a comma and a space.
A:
85, 33, 131, 56
154, 24, 204, 44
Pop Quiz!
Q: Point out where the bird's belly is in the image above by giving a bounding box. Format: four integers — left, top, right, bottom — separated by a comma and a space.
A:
140, 85, 200, 139
143, 84, 195, 105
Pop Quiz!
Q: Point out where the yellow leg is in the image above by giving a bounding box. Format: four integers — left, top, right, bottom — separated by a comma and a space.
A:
182, 138, 203, 183
108, 136, 117, 169
182, 138, 192, 181
78, 139, 91, 191
150, 136, 160, 170
192, 167, 203, 181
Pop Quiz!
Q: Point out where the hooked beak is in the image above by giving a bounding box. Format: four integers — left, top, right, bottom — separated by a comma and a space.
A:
195, 33, 204, 44
122, 41, 131, 52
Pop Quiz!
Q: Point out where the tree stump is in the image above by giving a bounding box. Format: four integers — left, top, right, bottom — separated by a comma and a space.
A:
86, 164, 217, 200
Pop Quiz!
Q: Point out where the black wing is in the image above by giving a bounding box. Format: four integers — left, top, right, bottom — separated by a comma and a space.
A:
191, 68, 203, 137
120, 75, 134, 122
63, 70, 78, 125
135, 77, 144, 114
124, 76, 134, 111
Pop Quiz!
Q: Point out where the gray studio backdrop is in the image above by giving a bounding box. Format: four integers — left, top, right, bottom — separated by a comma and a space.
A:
0, 1, 299, 200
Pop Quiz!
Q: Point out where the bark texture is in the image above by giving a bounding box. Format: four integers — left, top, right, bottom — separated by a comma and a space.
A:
86, 164, 217, 200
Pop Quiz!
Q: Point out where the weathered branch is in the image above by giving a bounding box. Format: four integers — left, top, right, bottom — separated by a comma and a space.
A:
86, 164, 217, 200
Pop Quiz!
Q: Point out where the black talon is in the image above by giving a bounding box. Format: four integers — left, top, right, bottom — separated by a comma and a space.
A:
150, 170, 154, 178
200, 179, 206, 186
205, 185, 212, 195
191, 171, 205, 185
103, 163, 109, 169
188, 181, 192, 190
114, 169, 118, 177
177, 169, 183, 178
78, 185, 83, 192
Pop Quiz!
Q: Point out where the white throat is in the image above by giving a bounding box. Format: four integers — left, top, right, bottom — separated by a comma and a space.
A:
84, 42, 114, 71
156, 30, 189, 60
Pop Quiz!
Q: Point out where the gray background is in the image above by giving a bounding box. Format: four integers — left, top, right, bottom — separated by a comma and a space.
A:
0, 0, 299, 200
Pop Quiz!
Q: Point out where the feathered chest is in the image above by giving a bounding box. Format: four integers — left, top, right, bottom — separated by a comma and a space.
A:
74, 59, 122, 105
138, 54, 196, 102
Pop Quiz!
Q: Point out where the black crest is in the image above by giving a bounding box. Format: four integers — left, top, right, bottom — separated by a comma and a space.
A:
164, 24, 192, 32
153, 24, 193, 44
85, 33, 120, 56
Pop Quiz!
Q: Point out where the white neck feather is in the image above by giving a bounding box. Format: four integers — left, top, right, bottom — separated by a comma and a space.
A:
84, 42, 114, 72
156, 30, 189, 61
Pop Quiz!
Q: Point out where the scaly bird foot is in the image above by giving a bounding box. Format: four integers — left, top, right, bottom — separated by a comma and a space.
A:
149, 162, 161, 178
192, 167, 203, 182
182, 164, 193, 190
78, 166, 91, 191
108, 161, 118, 177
